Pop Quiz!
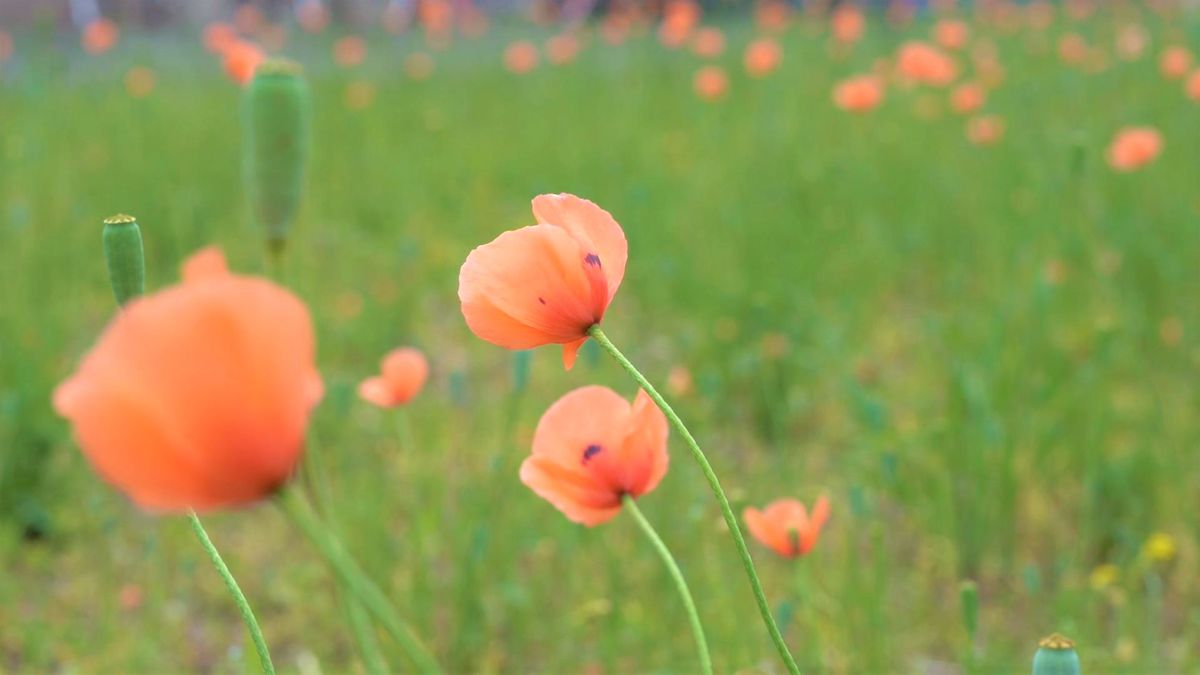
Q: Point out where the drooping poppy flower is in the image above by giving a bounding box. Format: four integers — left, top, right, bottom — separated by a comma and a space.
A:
124, 66, 156, 98
53, 248, 323, 512
691, 26, 725, 58
504, 40, 539, 74
223, 40, 266, 86
744, 38, 782, 78
832, 74, 884, 112
203, 22, 238, 55
520, 386, 668, 526
694, 65, 729, 101
358, 347, 429, 407
458, 193, 627, 369
1159, 46, 1193, 79
933, 19, 969, 50
1186, 70, 1200, 102
82, 18, 119, 55
1106, 126, 1162, 171
966, 114, 1005, 145
949, 81, 985, 114
831, 5, 865, 45
896, 41, 958, 86
333, 36, 367, 67
744, 496, 830, 558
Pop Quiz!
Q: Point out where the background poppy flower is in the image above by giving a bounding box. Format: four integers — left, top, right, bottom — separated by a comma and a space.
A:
831, 5, 865, 45
833, 74, 883, 112
744, 38, 782, 78
82, 18, 119, 55
359, 347, 429, 407
744, 496, 830, 558
459, 193, 627, 369
520, 386, 668, 526
504, 40, 539, 74
694, 65, 729, 101
54, 247, 323, 512
1107, 126, 1162, 171
223, 40, 265, 86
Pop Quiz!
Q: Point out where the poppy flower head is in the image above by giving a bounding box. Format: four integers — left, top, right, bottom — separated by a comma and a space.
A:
203, 22, 238, 54
933, 19, 969, 50
297, 0, 331, 34
744, 496, 830, 558
966, 114, 1005, 145
744, 38, 782, 78
691, 26, 726, 58
1160, 46, 1193, 79
504, 40, 539, 74
359, 347, 429, 407
896, 41, 958, 86
833, 74, 884, 112
459, 194, 627, 369
949, 81, 985, 114
831, 5, 865, 45
1107, 126, 1162, 171
82, 18, 119, 55
223, 40, 266, 86
333, 36, 368, 67
520, 386, 669, 526
1186, 70, 1200, 102
659, 0, 700, 48
694, 65, 729, 101
755, 0, 791, 33
53, 247, 323, 513
546, 33, 581, 66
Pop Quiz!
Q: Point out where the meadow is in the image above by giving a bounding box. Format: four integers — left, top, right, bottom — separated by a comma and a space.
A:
1, 3, 1198, 673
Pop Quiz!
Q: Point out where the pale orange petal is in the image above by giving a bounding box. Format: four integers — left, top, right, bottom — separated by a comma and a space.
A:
358, 376, 394, 407
531, 193, 628, 302
181, 247, 230, 283
520, 456, 622, 526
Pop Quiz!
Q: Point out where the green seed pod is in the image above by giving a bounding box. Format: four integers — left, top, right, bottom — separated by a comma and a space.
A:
960, 580, 979, 642
1033, 633, 1081, 675
102, 214, 145, 307
243, 58, 310, 255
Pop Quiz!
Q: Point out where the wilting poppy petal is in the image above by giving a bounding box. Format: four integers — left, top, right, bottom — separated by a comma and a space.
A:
744, 496, 830, 558
359, 347, 429, 407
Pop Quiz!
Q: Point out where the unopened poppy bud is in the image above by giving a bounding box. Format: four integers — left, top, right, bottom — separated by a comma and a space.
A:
1033, 633, 1081, 675
243, 58, 310, 255
960, 580, 979, 643
102, 213, 144, 306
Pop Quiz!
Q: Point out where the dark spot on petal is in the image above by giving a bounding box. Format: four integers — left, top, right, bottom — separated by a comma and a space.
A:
538, 296, 546, 305
582, 443, 603, 464
585, 253, 602, 268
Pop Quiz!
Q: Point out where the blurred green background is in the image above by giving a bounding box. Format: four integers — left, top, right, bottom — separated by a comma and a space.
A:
1, 6, 1198, 673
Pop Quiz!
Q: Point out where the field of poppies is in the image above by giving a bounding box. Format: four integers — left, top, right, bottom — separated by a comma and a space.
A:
1, 1, 1198, 673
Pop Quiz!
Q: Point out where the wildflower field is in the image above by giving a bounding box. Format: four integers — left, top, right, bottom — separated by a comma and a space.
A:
1, 2, 1198, 673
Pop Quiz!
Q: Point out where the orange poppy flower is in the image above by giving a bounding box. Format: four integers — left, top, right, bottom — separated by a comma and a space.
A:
1058, 33, 1087, 65
359, 348, 429, 407
333, 36, 367, 67
53, 248, 323, 512
1115, 23, 1148, 61
744, 496, 830, 558
966, 114, 1005, 145
933, 19, 969, 50
82, 18, 119, 55
694, 65, 729, 101
1159, 46, 1193, 79
297, 0, 330, 34
744, 38, 782, 78
520, 386, 668, 526
223, 40, 265, 86
1107, 126, 1162, 172
754, 0, 791, 33
203, 22, 238, 55
833, 74, 884, 112
545, 33, 581, 66
0, 30, 12, 63
896, 41, 958, 86
504, 40, 539, 74
949, 81, 985, 114
658, 0, 700, 49
458, 194, 627, 369
691, 26, 725, 58
831, 5, 865, 45
1186, 70, 1200, 102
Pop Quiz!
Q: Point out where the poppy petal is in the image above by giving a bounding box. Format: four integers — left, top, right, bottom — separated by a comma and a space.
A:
531, 193, 628, 302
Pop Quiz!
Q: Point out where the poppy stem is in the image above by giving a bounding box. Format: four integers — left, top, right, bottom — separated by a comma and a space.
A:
588, 325, 802, 675
621, 495, 713, 675
277, 486, 443, 675
186, 511, 276, 675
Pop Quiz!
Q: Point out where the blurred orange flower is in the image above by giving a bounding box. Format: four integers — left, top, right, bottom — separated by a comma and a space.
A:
1159, 46, 1193, 79
1115, 23, 1148, 61
359, 348, 429, 407
1186, 70, 1200, 101
831, 5, 865, 45
546, 33, 581, 66
333, 36, 367, 67
833, 74, 884, 112
203, 22, 238, 55
949, 81, 985, 114
694, 65, 729, 101
1107, 127, 1162, 171
520, 386, 668, 526
124, 66, 156, 98
691, 26, 725, 58
53, 248, 323, 512
755, 0, 792, 33
744, 38, 782, 78
0, 30, 12, 63
458, 193, 627, 369
966, 114, 1005, 145
82, 18, 119, 55
1058, 33, 1087, 65
659, 0, 700, 48
933, 19, 969, 50
744, 496, 830, 558
223, 41, 265, 86
896, 41, 957, 86
504, 40, 539, 74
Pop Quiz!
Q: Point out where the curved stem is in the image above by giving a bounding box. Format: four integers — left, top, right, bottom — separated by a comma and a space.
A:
588, 325, 801, 675
622, 495, 713, 675
277, 486, 443, 675
186, 511, 276, 675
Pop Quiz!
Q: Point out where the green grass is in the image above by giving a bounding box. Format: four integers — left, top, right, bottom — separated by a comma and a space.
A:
1, 8, 1198, 673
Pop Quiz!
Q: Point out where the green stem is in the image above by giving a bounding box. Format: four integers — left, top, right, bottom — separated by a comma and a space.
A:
277, 487, 443, 675
588, 325, 801, 675
622, 495, 712, 675
186, 511, 276, 675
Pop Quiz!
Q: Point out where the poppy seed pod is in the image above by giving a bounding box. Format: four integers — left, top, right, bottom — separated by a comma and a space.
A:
1032, 633, 1081, 675
243, 59, 310, 254
102, 214, 145, 306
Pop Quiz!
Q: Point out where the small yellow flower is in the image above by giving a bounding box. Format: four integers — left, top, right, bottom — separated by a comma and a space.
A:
1089, 563, 1119, 590
1142, 532, 1177, 563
